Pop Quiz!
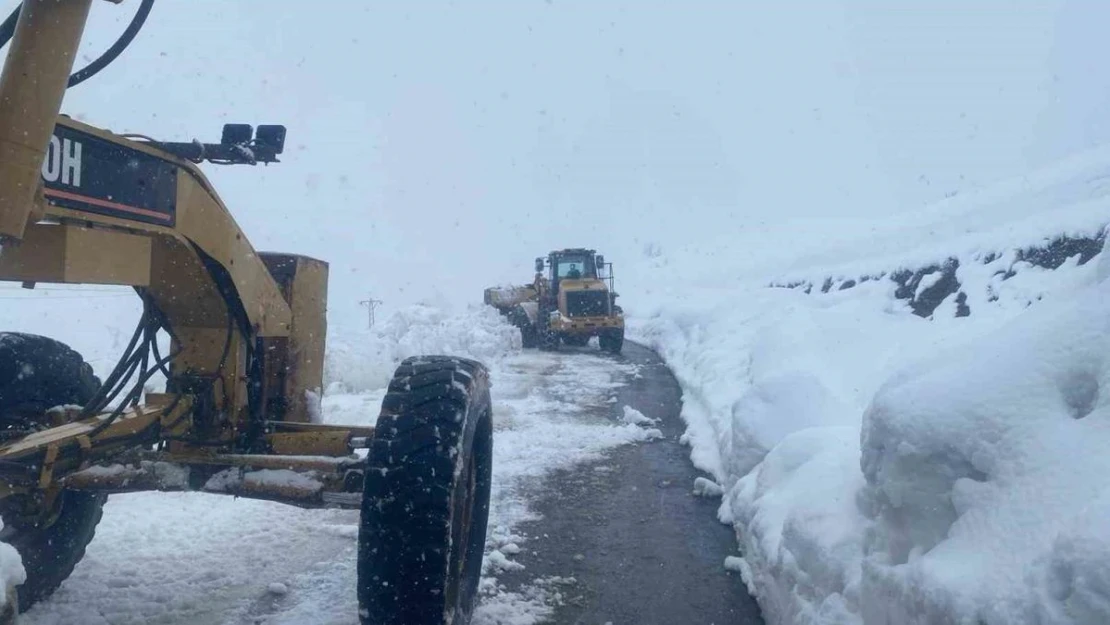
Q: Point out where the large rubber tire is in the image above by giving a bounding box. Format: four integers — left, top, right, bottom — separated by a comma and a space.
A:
0, 333, 106, 613
536, 316, 558, 352
520, 325, 538, 348
538, 331, 558, 351
599, 328, 624, 354
508, 306, 538, 349
0, 333, 100, 429
358, 356, 493, 625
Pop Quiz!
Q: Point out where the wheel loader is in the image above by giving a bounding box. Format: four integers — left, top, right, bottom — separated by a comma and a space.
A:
485, 248, 625, 353
0, 2, 493, 623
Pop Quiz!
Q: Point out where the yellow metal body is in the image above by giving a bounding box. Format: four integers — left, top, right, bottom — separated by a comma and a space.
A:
0, 0, 360, 509
550, 279, 624, 337
0, 0, 92, 241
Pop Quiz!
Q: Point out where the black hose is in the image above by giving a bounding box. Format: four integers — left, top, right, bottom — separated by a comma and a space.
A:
0, 0, 156, 89
67, 0, 155, 88
78, 302, 148, 418
99, 301, 157, 406
79, 293, 170, 420
0, 4, 18, 50
150, 332, 173, 378
85, 348, 175, 439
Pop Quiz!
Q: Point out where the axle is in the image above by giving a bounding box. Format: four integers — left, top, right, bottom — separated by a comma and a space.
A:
63, 450, 367, 509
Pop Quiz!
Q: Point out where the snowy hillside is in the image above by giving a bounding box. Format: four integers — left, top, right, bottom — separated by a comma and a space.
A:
627, 146, 1110, 624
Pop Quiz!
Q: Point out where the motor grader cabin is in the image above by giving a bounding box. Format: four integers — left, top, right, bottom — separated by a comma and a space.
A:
0, 2, 493, 623
485, 248, 624, 353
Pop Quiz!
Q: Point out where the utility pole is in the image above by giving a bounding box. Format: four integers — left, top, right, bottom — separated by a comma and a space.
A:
360, 296, 383, 329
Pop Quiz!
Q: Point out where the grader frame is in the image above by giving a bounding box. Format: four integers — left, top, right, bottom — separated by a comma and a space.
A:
0, 2, 495, 623
0, 0, 361, 508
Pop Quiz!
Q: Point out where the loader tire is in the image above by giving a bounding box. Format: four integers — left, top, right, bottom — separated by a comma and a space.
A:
508, 306, 538, 349
537, 323, 558, 352
539, 332, 558, 351
358, 356, 493, 625
0, 333, 106, 613
520, 324, 538, 348
599, 328, 624, 354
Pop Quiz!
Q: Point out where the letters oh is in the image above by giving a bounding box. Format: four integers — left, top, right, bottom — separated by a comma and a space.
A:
41, 136, 82, 188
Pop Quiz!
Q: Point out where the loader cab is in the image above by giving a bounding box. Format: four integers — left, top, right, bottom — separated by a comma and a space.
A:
550, 251, 599, 285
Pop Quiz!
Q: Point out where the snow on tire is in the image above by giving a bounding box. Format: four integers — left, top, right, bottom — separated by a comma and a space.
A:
357, 356, 493, 625
0, 332, 106, 613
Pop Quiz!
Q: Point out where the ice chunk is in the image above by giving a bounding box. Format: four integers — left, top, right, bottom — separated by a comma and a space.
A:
723, 556, 745, 572
621, 405, 657, 426
692, 477, 724, 497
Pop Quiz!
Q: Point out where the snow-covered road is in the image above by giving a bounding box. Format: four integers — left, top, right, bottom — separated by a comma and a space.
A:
19, 348, 660, 625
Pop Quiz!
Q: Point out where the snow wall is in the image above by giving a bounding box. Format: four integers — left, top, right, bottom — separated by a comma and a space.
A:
635, 228, 1110, 625
627, 147, 1110, 625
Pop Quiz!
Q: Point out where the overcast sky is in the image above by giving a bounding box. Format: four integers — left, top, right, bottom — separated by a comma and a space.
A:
11, 0, 1106, 328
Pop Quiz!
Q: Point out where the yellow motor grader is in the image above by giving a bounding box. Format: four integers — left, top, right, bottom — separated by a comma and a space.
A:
484, 248, 624, 353
0, 2, 493, 623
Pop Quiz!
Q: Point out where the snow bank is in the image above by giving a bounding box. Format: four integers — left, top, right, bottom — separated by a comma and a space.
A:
632, 280, 953, 624
627, 149, 1110, 624
324, 303, 519, 393
859, 265, 1110, 625
732, 426, 865, 624
632, 283, 943, 486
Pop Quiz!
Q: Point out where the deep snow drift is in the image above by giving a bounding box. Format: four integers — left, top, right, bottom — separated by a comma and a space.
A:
859, 251, 1110, 625
627, 146, 1110, 625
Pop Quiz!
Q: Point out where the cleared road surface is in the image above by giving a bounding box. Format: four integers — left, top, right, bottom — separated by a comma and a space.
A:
488, 341, 765, 625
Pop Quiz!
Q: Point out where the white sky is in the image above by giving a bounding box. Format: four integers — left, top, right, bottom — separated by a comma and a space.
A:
9, 0, 1107, 328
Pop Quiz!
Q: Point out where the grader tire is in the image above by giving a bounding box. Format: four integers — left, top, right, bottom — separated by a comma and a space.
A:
358, 356, 493, 625
0, 333, 106, 613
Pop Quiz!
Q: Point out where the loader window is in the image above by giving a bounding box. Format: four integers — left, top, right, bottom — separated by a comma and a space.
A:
556, 259, 596, 279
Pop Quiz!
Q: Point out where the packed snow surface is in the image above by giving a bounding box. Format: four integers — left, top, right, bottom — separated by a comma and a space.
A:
628, 146, 1110, 624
